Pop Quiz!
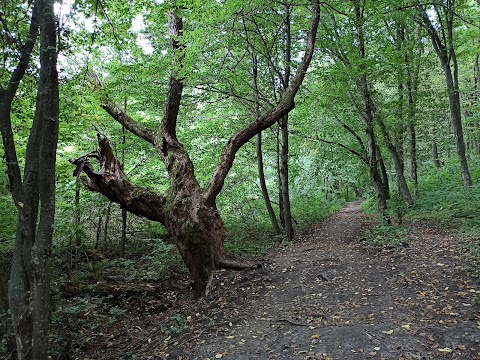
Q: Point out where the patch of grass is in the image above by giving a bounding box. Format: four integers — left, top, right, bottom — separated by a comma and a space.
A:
360, 225, 410, 250
224, 223, 278, 258
410, 163, 480, 278
0, 195, 16, 254
293, 196, 343, 232
411, 167, 480, 231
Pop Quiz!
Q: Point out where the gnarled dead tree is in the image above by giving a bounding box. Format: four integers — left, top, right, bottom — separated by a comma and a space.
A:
72, 1, 320, 297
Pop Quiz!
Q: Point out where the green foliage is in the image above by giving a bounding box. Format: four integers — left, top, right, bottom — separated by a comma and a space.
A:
411, 164, 480, 232
360, 225, 411, 250
0, 194, 16, 252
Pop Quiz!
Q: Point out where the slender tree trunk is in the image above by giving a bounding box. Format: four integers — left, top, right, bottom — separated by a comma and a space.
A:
250, 51, 281, 236
0, 267, 15, 358
95, 214, 103, 249
367, 125, 390, 223
257, 133, 282, 236
75, 178, 81, 247
103, 202, 111, 249
377, 118, 413, 207
120, 101, 127, 257
418, 3, 472, 188
280, 4, 294, 241
406, 23, 422, 193
279, 115, 294, 240
432, 137, 442, 169
276, 126, 285, 228
407, 108, 418, 192
444, 64, 472, 187
121, 209, 127, 257
352, 0, 390, 222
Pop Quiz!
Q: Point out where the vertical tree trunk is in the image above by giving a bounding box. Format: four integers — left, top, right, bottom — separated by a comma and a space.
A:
250, 51, 281, 236
0, 266, 15, 358
75, 178, 81, 247
279, 115, 294, 240
418, 3, 472, 188
444, 64, 472, 187
120, 101, 128, 257
7, 0, 59, 357
432, 137, 442, 169
406, 23, 422, 193
103, 202, 111, 249
407, 111, 418, 191
280, 4, 294, 241
377, 118, 413, 207
352, 0, 391, 222
95, 214, 103, 249
276, 126, 285, 227
257, 133, 282, 236
366, 124, 390, 222
377, 147, 390, 199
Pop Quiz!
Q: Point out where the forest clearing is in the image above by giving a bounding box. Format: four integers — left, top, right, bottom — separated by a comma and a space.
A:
1, 0, 480, 358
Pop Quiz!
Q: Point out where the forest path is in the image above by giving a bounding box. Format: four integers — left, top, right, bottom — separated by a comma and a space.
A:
172, 200, 480, 360
92, 201, 480, 359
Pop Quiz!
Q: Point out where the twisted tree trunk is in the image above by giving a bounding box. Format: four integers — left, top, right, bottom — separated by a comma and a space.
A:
73, 2, 321, 297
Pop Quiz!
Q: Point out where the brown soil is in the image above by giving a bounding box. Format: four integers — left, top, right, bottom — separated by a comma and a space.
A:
76, 201, 480, 360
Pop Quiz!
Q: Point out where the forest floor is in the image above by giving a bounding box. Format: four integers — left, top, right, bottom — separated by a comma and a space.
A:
76, 200, 480, 360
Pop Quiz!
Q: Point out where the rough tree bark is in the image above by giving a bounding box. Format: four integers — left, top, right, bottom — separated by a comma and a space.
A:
72, 2, 321, 297
0, 0, 59, 358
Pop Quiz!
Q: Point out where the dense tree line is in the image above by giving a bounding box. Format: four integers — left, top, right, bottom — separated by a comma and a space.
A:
1, 0, 479, 357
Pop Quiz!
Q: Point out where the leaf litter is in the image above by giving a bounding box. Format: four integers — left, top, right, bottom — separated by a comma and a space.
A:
73, 200, 480, 359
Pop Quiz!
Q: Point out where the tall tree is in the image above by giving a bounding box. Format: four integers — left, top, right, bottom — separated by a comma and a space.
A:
71, 1, 320, 296
0, 0, 59, 357
416, 0, 473, 188
279, 3, 295, 241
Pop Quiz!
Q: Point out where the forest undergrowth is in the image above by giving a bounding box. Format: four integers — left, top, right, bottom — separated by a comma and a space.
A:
2, 163, 480, 359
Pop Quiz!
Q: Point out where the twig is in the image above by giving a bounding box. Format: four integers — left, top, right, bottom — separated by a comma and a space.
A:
277, 318, 309, 326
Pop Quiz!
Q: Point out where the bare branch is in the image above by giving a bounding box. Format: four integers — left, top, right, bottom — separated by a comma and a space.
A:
204, 0, 321, 205
101, 102, 156, 144
316, 137, 367, 162
334, 116, 366, 152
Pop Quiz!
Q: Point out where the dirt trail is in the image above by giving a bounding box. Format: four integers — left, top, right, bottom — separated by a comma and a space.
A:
84, 201, 480, 359
173, 200, 480, 360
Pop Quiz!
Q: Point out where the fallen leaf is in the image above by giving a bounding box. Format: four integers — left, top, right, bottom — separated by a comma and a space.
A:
438, 347, 452, 353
